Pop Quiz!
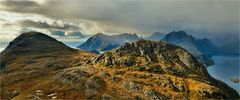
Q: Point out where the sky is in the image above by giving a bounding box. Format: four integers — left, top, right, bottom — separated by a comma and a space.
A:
0, 0, 239, 42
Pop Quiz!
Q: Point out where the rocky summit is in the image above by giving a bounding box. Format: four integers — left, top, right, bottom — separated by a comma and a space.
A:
0, 32, 239, 99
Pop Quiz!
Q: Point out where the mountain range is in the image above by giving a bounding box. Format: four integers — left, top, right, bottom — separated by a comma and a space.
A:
0, 32, 238, 99
78, 31, 219, 66
77, 33, 139, 51
145, 32, 165, 40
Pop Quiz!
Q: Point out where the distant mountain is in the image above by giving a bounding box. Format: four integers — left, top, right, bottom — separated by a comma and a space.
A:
146, 32, 165, 40
219, 36, 239, 56
162, 31, 219, 55
78, 31, 219, 66
162, 31, 219, 66
77, 33, 140, 51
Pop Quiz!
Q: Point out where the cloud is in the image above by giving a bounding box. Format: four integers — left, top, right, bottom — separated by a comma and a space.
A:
0, 18, 81, 31
0, 0, 41, 12
0, 0, 239, 39
17, 19, 80, 31
49, 29, 85, 38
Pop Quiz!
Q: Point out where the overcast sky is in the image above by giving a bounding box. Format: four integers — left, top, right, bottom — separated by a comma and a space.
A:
0, 0, 239, 41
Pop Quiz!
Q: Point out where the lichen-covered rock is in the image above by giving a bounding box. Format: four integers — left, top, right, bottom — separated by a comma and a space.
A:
143, 89, 167, 100
59, 67, 90, 89
122, 81, 142, 90
85, 77, 106, 98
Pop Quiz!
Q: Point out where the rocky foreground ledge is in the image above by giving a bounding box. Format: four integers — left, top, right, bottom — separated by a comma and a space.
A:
0, 32, 239, 99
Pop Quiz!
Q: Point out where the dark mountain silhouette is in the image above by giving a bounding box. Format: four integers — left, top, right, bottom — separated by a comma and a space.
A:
146, 32, 165, 40
162, 31, 219, 66
0, 32, 76, 67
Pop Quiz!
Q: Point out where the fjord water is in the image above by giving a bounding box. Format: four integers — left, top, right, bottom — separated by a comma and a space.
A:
207, 56, 240, 93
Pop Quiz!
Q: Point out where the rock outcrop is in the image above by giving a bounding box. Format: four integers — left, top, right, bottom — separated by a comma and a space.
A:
92, 39, 239, 99
93, 40, 210, 77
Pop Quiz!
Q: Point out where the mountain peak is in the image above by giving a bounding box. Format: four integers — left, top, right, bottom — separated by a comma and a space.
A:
1, 32, 74, 66
115, 33, 139, 40
167, 31, 188, 38
162, 31, 195, 45
19, 31, 56, 40
91, 33, 109, 39
162, 31, 218, 66
121, 33, 138, 36
96, 32, 104, 35
5, 31, 69, 50
146, 32, 165, 41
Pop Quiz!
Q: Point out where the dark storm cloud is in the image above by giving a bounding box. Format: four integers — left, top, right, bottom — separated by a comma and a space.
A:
17, 19, 80, 30
0, 0, 41, 13
2, 19, 80, 31
1, 0, 39, 7
0, 0, 239, 37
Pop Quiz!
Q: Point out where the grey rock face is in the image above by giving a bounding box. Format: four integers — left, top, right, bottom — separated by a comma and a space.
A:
85, 77, 106, 98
